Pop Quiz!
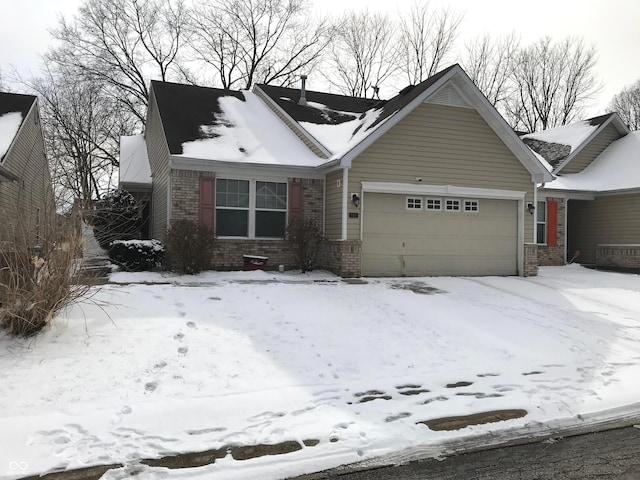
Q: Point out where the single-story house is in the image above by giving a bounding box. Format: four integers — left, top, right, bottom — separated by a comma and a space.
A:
0, 92, 54, 249
121, 64, 553, 277
522, 114, 640, 269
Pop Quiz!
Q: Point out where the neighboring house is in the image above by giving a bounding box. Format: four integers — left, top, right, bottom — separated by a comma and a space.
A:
119, 134, 152, 239
522, 114, 639, 269
122, 64, 553, 277
0, 92, 54, 249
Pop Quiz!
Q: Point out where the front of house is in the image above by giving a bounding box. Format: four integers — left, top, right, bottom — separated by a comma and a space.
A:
523, 114, 640, 270
121, 65, 554, 277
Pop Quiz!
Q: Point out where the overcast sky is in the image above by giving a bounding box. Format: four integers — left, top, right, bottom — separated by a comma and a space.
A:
2, 0, 639, 116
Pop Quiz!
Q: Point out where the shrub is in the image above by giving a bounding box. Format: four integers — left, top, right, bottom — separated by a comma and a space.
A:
0, 217, 89, 337
286, 216, 323, 273
165, 220, 215, 274
89, 189, 142, 250
109, 239, 164, 272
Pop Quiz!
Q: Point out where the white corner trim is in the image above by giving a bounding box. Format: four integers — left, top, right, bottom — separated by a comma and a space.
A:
342, 168, 349, 240
361, 182, 526, 200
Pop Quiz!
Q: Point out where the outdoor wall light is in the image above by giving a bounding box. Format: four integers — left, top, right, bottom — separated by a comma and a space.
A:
352, 193, 360, 208
527, 202, 535, 214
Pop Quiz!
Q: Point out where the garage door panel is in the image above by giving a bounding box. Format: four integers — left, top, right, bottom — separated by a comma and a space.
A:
362, 193, 518, 276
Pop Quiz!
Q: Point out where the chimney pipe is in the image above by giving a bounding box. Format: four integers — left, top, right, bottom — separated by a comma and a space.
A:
298, 75, 307, 106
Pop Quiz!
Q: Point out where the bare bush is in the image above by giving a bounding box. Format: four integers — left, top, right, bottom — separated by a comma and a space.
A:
286, 216, 323, 273
0, 216, 89, 337
165, 219, 215, 274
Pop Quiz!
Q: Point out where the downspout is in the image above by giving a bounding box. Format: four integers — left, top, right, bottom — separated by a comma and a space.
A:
532, 183, 538, 243
342, 167, 348, 240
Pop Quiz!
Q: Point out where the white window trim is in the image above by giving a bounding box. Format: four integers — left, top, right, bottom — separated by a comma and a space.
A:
216, 178, 288, 239
463, 199, 479, 213
536, 200, 547, 245
425, 197, 442, 211
406, 196, 423, 210
445, 198, 461, 212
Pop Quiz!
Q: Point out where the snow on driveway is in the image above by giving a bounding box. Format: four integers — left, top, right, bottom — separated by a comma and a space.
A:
2, 265, 640, 479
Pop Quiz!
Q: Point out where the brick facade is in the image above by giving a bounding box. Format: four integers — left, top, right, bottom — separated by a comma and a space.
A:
318, 240, 362, 278
524, 243, 538, 276
167, 170, 337, 273
596, 245, 640, 269
537, 197, 565, 266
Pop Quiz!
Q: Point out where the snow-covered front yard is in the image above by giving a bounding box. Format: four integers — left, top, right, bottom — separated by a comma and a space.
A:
2, 265, 640, 479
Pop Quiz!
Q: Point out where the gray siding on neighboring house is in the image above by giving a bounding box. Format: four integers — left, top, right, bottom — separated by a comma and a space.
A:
253, 87, 328, 158
146, 92, 171, 240
324, 170, 343, 240
561, 123, 624, 174
347, 103, 535, 242
0, 103, 53, 246
568, 194, 640, 264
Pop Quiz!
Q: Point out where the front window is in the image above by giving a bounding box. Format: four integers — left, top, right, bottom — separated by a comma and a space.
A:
215, 179, 287, 238
255, 181, 287, 237
216, 179, 249, 236
536, 201, 546, 244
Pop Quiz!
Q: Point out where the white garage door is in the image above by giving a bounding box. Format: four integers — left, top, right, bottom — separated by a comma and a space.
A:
362, 193, 518, 276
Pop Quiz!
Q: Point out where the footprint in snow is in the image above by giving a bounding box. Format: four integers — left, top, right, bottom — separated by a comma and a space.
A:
145, 381, 158, 392
186, 321, 196, 328
177, 346, 188, 355
173, 333, 184, 341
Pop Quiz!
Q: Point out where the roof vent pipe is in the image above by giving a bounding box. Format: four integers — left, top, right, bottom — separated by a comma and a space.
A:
298, 75, 307, 106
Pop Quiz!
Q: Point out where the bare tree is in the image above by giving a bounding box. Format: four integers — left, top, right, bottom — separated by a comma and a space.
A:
505, 36, 600, 132
187, 0, 331, 89
398, 2, 462, 85
48, 0, 188, 125
608, 80, 640, 130
326, 9, 399, 98
24, 63, 133, 210
462, 32, 519, 107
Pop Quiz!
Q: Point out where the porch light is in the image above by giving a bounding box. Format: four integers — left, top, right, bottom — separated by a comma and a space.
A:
352, 193, 360, 208
527, 202, 535, 214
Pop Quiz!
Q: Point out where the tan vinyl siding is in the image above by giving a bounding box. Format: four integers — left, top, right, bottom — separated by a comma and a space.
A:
347, 103, 535, 241
561, 124, 624, 174
568, 194, 640, 264
254, 88, 328, 158
325, 170, 343, 240
146, 92, 171, 240
0, 103, 54, 246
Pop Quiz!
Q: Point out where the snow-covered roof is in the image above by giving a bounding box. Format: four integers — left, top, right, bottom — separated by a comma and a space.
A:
0, 92, 36, 162
119, 134, 152, 185
543, 131, 640, 192
151, 81, 326, 167
180, 92, 326, 167
521, 114, 628, 172
0, 111, 22, 161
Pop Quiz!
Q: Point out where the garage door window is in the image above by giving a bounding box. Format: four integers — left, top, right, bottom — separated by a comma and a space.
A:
445, 199, 461, 212
406, 197, 422, 210
425, 198, 442, 211
464, 200, 479, 212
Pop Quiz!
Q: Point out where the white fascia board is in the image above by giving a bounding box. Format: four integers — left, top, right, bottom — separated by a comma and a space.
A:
252, 85, 332, 158
169, 155, 325, 179
339, 70, 458, 168
539, 188, 595, 200
451, 74, 554, 184
340, 65, 554, 184
361, 182, 526, 200
553, 114, 630, 174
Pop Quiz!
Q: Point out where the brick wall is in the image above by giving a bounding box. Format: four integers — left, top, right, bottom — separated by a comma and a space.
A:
168, 171, 325, 271
596, 245, 640, 269
538, 197, 565, 266
524, 243, 538, 277
318, 240, 362, 277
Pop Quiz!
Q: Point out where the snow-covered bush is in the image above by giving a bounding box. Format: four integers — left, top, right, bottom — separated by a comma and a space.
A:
89, 189, 142, 250
109, 239, 164, 272
164, 220, 215, 274
286, 216, 323, 273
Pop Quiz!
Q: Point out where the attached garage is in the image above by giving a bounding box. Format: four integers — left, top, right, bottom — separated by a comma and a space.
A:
361, 187, 523, 277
